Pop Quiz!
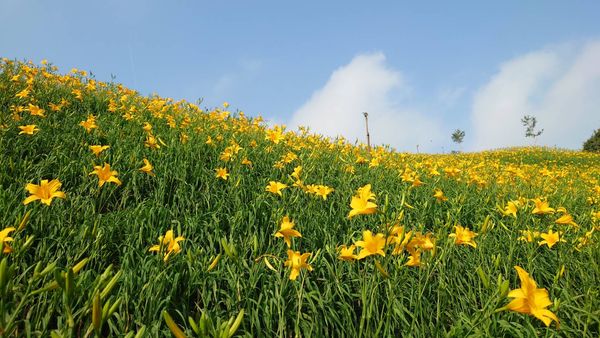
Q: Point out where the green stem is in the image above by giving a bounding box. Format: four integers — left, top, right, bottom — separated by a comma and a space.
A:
4, 283, 33, 336
294, 273, 306, 336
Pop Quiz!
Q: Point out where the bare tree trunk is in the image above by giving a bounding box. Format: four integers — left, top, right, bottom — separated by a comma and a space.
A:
363, 112, 371, 152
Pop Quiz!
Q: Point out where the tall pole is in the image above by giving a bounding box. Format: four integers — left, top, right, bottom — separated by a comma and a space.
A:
363, 112, 371, 151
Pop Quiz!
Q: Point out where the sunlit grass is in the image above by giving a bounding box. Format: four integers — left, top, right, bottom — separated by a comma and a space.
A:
0, 58, 598, 337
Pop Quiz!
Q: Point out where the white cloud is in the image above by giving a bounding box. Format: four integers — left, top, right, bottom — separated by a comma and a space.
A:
289, 52, 444, 152
471, 41, 600, 151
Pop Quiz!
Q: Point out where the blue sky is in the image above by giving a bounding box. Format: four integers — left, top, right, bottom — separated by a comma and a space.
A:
2, 1, 599, 152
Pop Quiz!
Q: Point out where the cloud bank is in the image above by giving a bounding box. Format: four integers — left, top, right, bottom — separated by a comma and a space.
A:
470, 41, 600, 150
290, 42, 600, 153
289, 53, 444, 152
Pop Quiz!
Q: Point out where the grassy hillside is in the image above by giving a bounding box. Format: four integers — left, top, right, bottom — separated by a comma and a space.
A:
0, 58, 599, 337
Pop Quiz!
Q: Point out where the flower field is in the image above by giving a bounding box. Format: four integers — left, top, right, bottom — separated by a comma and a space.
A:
0, 59, 599, 337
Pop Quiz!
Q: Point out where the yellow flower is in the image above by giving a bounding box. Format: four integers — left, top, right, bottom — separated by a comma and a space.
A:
433, 189, 448, 202
139, 159, 155, 176
215, 167, 229, 180
49, 102, 63, 111
412, 176, 424, 187
387, 225, 412, 255
347, 184, 377, 219
89, 145, 109, 156
291, 166, 302, 180
338, 244, 357, 261
284, 250, 312, 280
265, 127, 284, 144
502, 201, 519, 217
405, 250, 422, 267
145, 135, 160, 149
79, 116, 97, 133
312, 185, 334, 200
149, 230, 185, 262
266, 181, 287, 196
518, 230, 540, 243
241, 158, 252, 166
538, 229, 564, 248
449, 225, 478, 248
355, 230, 386, 260
18, 124, 39, 135
89, 163, 122, 187
142, 122, 152, 132
15, 88, 30, 99
504, 266, 558, 327
532, 198, 555, 215
23, 179, 66, 206
220, 149, 233, 162
28, 104, 45, 117
71, 88, 83, 100
274, 216, 301, 247
554, 214, 577, 227
406, 232, 435, 252
0, 227, 16, 254
592, 210, 600, 222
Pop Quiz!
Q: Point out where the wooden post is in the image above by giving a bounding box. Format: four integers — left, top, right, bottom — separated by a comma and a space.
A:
363, 112, 371, 151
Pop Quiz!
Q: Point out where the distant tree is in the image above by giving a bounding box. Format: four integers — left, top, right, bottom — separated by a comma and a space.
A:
583, 128, 600, 153
521, 115, 544, 143
451, 129, 465, 147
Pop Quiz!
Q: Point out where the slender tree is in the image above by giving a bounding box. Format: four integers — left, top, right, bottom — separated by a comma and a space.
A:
521, 115, 544, 144
451, 129, 465, 151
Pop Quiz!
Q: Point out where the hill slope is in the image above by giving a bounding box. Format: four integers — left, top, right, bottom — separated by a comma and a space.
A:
1, 59, 599, 336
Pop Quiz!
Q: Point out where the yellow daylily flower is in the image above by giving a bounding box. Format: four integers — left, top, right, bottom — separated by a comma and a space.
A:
18, 124, 39, 135
274, 216, 301, 247
449, 225, 478, 248
387, 225, 413, 255
347, 184, 377, 219
266, 181, 287, 196
504, 266, 558, 327
215, 167, 229, 180
518, 230, 540, 243
338, 244, 357, 261
28, 104, 45, 117
149, 230, 184, 262
532, 198, 555, 215
502, 201, 519, 217
291, 166, 302, 180
89, 145, 109, 156
15, 88, 30, 99
312, 185, 334, 200
355, 230, 386, 260
23, 179, 66, 206
555, 214, 578, 227
405, 250, 422, 267
140, 159, 155, 176
89, 163, 122, 187
0, 227, 16, 254
538, 229, 565, 248
433, 189, 448, 202
284, 250, 312, 280
79, 116, 97, 132
406, 232, 435, 252
145, 135, 161, 149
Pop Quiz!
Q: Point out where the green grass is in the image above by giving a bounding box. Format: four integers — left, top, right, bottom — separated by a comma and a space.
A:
0, 58, 599, 337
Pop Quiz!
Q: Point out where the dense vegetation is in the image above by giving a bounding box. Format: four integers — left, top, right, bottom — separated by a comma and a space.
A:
583, 129, 600, 153
0, 59, 599, 337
